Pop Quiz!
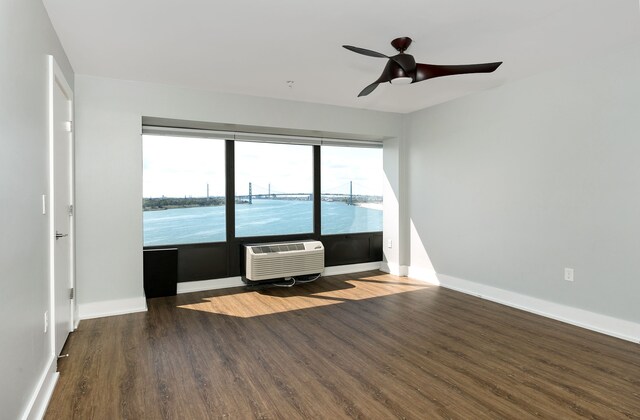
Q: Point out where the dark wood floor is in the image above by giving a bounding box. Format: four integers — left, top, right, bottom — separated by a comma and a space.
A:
47, 271, 640, 419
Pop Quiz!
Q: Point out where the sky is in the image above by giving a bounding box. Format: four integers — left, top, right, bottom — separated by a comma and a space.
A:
143, 135, 383, 198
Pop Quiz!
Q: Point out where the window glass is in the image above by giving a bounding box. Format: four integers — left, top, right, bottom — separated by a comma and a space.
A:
235, 141, 313, 237
321, 146, 383, 234
143, 135, 226, 245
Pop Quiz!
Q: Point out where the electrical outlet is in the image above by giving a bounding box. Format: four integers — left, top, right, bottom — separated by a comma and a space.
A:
44, 311, 48, 333
564, 268, 574, 282
387, 239, 392, 249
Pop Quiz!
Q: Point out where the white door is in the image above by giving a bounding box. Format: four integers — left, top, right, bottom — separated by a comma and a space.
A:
51, 58, 74, 357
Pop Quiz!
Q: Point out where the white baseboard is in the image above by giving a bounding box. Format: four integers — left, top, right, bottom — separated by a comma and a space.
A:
380, 262, 409, 277
176, 262, 384, 295
400, 265, 409, 277
21, 354, 58, 420
407, 266, 439, 283
409, 267, 640, 344
78, 296, 147, 320
77, 263, 385, 317
323, 261, 381, 276
177, 276, 244, 294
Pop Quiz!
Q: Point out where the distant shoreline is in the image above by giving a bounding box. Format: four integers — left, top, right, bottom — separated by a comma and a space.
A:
143, 197, 382, 211
143, 203, 226, 211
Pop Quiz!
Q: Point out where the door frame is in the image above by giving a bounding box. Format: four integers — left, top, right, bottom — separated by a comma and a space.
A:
48, 55, 75, 358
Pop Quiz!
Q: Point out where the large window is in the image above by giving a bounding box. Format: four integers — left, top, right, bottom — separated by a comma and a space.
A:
321, 146, 383, 234
143, 135, 226, 246
234, 141, 314, 237
142, 127, 384, 280
142, 131, 383, 247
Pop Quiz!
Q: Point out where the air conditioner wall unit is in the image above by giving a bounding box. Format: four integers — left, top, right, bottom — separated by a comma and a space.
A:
245, 240, 324, 281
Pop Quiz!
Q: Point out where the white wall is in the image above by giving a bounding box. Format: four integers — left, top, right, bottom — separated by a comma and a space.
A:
74, 75, 403, 310
381, 137, 401, 274
405, 42, 640, 326
0, 0, 73, 418
381, 132, 411, 276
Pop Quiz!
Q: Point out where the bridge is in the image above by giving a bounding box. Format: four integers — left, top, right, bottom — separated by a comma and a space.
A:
235, 193, 359, 202
236, 182, 379, 205
236, 193, 312, 203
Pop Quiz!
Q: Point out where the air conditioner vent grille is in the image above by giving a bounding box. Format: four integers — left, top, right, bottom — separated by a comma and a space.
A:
251, 243, 305, 254
246, 241, 324, 281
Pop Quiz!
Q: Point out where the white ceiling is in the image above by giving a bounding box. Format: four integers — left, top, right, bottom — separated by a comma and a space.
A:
43, 0, 640, 114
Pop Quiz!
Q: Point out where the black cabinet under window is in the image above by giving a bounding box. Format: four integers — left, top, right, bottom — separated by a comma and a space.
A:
143, 248, 178, 298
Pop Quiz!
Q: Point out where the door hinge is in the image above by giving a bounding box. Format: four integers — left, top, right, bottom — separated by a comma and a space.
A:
64, 121, 73, 132
69, 287, 74, 300
68, 204, 74, 216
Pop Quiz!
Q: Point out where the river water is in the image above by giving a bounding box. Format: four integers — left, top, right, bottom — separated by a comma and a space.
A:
144, 199, 382, 246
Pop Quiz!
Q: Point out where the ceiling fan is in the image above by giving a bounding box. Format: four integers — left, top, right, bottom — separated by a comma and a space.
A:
343, 37, 502, 97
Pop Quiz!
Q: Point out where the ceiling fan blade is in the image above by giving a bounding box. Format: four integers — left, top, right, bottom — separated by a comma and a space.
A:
414, 62, 502, 83
343, 45, 389, 59
358, 82, 380, 97
357, 60, 395, 97
343, 45, 415, 74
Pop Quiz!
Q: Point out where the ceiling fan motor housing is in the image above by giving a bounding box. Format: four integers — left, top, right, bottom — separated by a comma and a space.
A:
389, 53, 417, 81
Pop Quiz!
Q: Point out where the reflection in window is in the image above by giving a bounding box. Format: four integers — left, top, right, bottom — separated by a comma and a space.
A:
321, 146, 383, 234
234, 141, 313, 237
142, 135, 226, 245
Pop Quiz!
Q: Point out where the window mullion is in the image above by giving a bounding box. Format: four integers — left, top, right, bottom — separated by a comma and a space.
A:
313, 145, 321, 240
225, 139, 235, 240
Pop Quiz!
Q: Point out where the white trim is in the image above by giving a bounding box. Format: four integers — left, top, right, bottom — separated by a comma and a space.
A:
407, 266, 439, 283
55, 60, 75, 333
47, 55, 56, 362
175, 262, 384, 294
48, 55, 76, 358
380, 262, 408, 276
141, 119, 385, 147
380, 262, 392, 274
399, 265, 409, 276
78, 297, 147, 320
142, 126, 389, 147
323, 261, 381, 276
21, 354, 58, 420
77, 263, 383, 319
177, 276, 244, 294
409, 267, 640, 344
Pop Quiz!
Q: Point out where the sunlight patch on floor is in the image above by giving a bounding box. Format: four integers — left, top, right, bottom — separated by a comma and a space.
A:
177, 274, 430, 318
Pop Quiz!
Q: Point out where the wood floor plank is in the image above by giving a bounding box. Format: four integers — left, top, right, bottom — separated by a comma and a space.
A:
46, 271, 640, 419
333, 290, 614, 418
421, 291, 640, 411
369, 281, 639, 417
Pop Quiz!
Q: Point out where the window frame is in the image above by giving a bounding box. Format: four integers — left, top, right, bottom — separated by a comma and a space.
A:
142, 134, 228, 246
320, 145, 383, 236
142, 129, 383, 282
233, 140, 316, 238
